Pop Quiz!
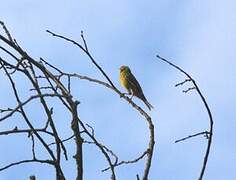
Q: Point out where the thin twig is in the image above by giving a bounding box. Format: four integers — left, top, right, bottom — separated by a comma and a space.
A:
0, 21, 13, 42
0, 93, 66, 122
175, 131, 210, 143
48, 135, 75, 146
102, 150, 148, 172
175, 79, 192, 87
29, 175, 36, 180
81, 31, 88, 52
30, 133, 36, 159
84, 140, 118, 166
0, 159, 54, 171
182, 87, 196, 93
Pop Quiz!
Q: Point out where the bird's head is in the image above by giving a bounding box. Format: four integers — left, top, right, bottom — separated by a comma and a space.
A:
119, 65, 130, 73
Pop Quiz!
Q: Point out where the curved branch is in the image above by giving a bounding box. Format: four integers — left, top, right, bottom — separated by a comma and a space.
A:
156, 54, 214, 180
0, 159, 54, 171
45, 28, 155, 179
67, 73, 155, 180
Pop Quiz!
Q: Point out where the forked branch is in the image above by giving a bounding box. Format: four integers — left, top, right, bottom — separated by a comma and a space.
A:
156, 54, 213, 180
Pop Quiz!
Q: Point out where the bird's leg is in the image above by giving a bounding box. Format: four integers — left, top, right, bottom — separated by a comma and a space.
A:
130, 94, 134, 100
130, 89, 134, 100
129, 90, 134, 100
120, 89, 132, 99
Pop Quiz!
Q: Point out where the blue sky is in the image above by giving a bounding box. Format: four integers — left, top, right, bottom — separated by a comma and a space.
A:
0, 0, 235, 179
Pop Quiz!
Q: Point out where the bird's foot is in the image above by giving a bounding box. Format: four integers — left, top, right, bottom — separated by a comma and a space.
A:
120, 93, 130, 98
130, 95, 134, 100
120, 93, 126, 98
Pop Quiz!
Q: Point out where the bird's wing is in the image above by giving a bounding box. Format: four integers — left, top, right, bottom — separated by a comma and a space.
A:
126, 72, 143, 94
126, 71, 153, 110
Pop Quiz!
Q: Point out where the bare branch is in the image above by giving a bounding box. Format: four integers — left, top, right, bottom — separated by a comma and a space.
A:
46, 30, 155, 179
48, 135, 75, 146
75, 117, 116, 179
30, 134, 36, 159
84, 140, 118, 166
0, 128, 54, 137
0, 23, 156, 180
102, 150, 148, 172
182, 87, 196, 93
156, 54, 214, 180
175, 79, 192, 87
0, 61, 65, 179
80, 31, 88, 52
0, 21, 13, 42
0, 159, 54, 171
29, 175, 36, 180
0, 93, 66, 122
175, 131, 210, 143
85, 123, 95, 137
136, 174, 140, 180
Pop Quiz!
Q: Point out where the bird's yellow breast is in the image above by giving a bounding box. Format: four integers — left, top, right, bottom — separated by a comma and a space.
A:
119, 71, 129, 90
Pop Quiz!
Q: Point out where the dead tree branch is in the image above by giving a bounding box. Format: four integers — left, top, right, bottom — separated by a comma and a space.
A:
175, 131, 211, 143
46, 30, 155, 180
0, 21, 156, 180
156, 54, 214, 180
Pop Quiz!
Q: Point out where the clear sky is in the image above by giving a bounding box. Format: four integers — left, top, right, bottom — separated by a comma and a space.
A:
0, 0, 235, 179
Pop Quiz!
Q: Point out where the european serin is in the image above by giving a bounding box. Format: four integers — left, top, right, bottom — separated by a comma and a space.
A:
119, 65, 153, 110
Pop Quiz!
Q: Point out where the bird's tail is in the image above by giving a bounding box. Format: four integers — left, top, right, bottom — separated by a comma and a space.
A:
139, 94, 154, 111
144, 99, 154, 111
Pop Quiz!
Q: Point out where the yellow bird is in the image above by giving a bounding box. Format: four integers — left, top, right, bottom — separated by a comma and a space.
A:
119, 65, 153, 110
